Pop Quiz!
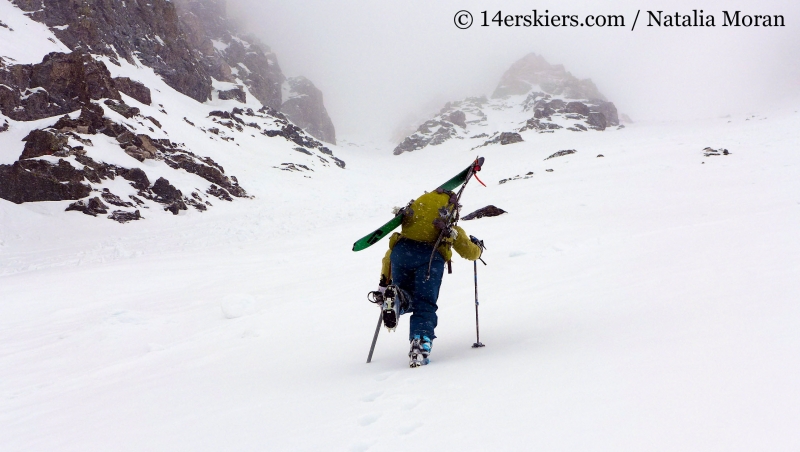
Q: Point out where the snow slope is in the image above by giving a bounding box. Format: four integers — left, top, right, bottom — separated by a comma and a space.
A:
0, 0, 70, 64
1, 107, 799, 451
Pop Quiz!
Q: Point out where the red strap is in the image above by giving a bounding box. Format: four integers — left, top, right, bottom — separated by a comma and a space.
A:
473, 172, 486, 187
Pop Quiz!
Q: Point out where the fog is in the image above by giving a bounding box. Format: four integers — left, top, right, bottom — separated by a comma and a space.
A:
228, 0, 800, 141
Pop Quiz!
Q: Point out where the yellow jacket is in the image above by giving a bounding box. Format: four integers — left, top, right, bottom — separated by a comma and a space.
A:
379, 191, 482, 285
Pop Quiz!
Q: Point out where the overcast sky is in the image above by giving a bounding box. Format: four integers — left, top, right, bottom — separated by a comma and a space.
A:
228, 0, 800, 141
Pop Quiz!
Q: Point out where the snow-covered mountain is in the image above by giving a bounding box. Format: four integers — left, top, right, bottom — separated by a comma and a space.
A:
394, 53, 621, 155
0, 0, 341, 222
2, 2, 799, 450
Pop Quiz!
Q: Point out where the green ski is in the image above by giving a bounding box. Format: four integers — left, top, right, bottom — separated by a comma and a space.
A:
352, 157, 484, 252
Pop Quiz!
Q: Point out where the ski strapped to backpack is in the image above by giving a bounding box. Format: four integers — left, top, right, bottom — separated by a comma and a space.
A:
351, 157, 486, 252
425, 157, 485, 279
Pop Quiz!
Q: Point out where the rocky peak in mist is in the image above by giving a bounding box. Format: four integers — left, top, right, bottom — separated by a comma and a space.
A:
493, 52, 605, 101
281, 76, 336, 144
174, 0, 284, 109
393, 53, 620, 155
175, 0, 335, 143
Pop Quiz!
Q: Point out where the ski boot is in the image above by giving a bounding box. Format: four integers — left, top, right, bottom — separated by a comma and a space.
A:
409, 335, 432, 368
382, 285, 401, 332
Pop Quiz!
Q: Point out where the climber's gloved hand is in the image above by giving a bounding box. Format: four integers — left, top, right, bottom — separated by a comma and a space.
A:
469, 235, 485, 249
368, 285, 387, 305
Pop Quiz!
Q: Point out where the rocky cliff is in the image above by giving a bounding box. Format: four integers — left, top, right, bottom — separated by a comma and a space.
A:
174, 0, 284, 109
281, 76, 336, 144
0, 0, 344, 222
7, 0, 335, 140
173, 0, 335, 142
394, 53, 621, 155
13, 0, 212, 102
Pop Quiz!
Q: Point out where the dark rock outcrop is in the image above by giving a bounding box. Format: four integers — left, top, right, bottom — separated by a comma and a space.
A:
0, 159, 91, 203
206, 184, 233, 201
261, 116, 344, 168
152, 177, 188, 214
108, 209, 142, 223
446, 110, 467, 128
498, 132, 523, 145
104, 99, 140, 119
20, 129, 69, 159
218, 86, 246, 103
52, 104, 106, 134
280, 76, 336, 144
519, 118, 562, 132
587, 112, 607, 130
526, 96, 619, 128
567, 124, 588, 132
565, 101, 590, 116
392, 108, 473, 155
499, 172, 535, 184
119, 167, 151, 191
163, 151, 246, 197
474, 132, 523, 150
0, 51, 120, 121
703, 147, 730, 157
113, 77, 152, 105
462, 205, 507, 220
0, 111, 248, 219
545, 149, 577, 160
393, 135, 428, 155
393, 122, 457, 155
592, 101, 618, 126
66, 196, 108, 216
101, 189, 134, 207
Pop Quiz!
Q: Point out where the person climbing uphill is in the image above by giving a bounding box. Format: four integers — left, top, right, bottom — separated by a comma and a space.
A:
374, 188, 483, 367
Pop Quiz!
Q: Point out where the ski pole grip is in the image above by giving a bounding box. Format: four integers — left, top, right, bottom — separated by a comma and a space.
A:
469, 235, 486, 249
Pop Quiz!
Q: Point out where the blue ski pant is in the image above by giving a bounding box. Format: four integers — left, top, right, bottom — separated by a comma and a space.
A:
390, 238, 445, 341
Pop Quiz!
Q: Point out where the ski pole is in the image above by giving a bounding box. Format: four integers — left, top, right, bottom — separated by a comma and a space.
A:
472, 259, 485, 348
366, 310, 382, 363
